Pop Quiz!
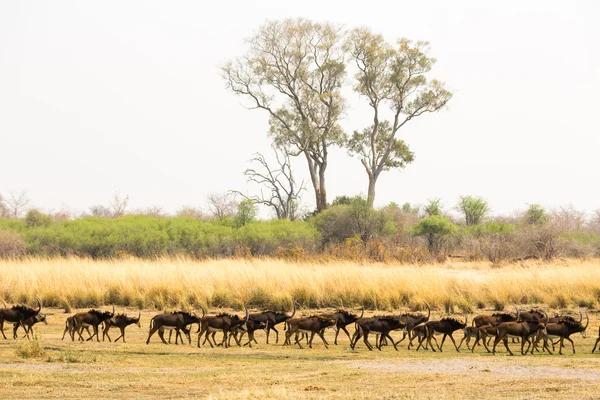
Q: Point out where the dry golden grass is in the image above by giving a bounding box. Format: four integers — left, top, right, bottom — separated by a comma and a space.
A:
1, 257, 600, 312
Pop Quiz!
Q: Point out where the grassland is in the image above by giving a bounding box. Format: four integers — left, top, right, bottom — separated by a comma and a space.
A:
1, 257, 600, 311
2, 258, 600, 399
1, 307, 600, 399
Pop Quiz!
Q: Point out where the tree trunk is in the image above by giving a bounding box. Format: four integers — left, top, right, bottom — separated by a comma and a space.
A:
303, 150, 328, 213
317, 162, 327, 212
367, 175, 377, 208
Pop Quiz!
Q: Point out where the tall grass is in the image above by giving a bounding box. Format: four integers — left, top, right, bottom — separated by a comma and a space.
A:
1, 257, 599, 311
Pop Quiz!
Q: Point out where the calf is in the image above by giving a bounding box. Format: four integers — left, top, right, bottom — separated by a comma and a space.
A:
13, 313, 48, 339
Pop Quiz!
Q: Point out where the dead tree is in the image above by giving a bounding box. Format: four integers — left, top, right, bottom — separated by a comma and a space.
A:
234, 145, 306, 220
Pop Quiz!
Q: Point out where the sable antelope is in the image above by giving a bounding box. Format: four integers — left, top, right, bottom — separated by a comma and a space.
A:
73, 306, 115, 342
161, 324, 192, 344
103, 312, 141, 343
535, 312, 589, 355
592, 326, 600, 353
350, 316, 406, 351
472, 306, 518, 327
518, 309, 548, 323
147, 310, 203, 345
227, 319, 268, 348
411, 323, 440, 351
284, 315, 336, 349
318, 306, 364, 345
532, 310, 585, 353
61, 315, 91, 341
492, 312, 547, 355
197, 305, 249, 348
396, 303, 431, 346
13, 313, 48, 339
0, 297, 42, 340
248, 302, 296, 344
457, 325, 481, 351
425, 314, 468, 352
470, 324, 498, 353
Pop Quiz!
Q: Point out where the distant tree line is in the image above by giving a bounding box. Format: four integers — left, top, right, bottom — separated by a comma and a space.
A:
1, 190, 599, 263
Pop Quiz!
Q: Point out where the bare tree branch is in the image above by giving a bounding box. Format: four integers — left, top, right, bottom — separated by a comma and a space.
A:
233, 145, 306, 220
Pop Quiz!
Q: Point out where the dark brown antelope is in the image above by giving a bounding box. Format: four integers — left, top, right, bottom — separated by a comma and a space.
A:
396, 303, 431, 346
411, 323, 439, 351
592, 326, 600, 353
147, 309, 203, 345
517, 308, 548, 322
61, 315, 91, 341
73, 306, 115, 342
470, 324, 498, 353
284, 315, 336, 349
13, 313, 47, 339
197, 305, 249, 348
0, 297, 42, 340
472, 306, 518, 327
248, 302, 296, 344
424, 314, 468, 352
350, 316, 406, 351
532, 310, 584, 353
161, 324, 192, 344
535, 313, 589, 355
492, 313, 547, 355
457, 325, 480, 351
103, 312, 141, 343
320, 306, 364, 345
227, 319, 268, 348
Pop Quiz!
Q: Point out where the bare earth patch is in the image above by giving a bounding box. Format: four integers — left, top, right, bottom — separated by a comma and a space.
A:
345, 359, 600, 380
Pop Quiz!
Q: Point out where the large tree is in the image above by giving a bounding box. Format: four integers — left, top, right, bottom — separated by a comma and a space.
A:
345, 28, 452, 207
222, 19, 347, 212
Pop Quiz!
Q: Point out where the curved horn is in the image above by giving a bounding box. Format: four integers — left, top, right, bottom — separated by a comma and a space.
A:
2, 301, 6, 309
34, 296, 42, 315
199, 305, 206, 318
578, 309, 583, 323
584, 311, 589, 330
290, 300, 296, 318
112, 304, 115, 315
244, 304, 249, 321
464, 313, 468, 327
542, 310, 548, 323
424, 302, 431, 321
515, 305, 520, 322
359, 305, 364, 319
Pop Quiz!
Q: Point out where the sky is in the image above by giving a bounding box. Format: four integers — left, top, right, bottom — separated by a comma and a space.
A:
0, 1, 599, 218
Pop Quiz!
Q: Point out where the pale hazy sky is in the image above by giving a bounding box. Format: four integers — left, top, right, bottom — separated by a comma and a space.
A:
1, 1, 599, 217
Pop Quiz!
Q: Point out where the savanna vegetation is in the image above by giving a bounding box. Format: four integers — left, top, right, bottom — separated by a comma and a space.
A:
1, 257, 600, 311
0, 196, 599, 264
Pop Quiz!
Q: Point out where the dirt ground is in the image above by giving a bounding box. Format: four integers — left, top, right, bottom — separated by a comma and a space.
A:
1, 308, 600, 399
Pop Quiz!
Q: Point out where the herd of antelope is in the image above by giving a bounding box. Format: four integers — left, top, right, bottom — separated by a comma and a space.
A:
2, 298, 600, 356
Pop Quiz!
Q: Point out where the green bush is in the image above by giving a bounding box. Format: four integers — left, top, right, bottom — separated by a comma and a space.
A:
313, 196, 396, 243
412, 216, 456, 255
25, 209, 53, 228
